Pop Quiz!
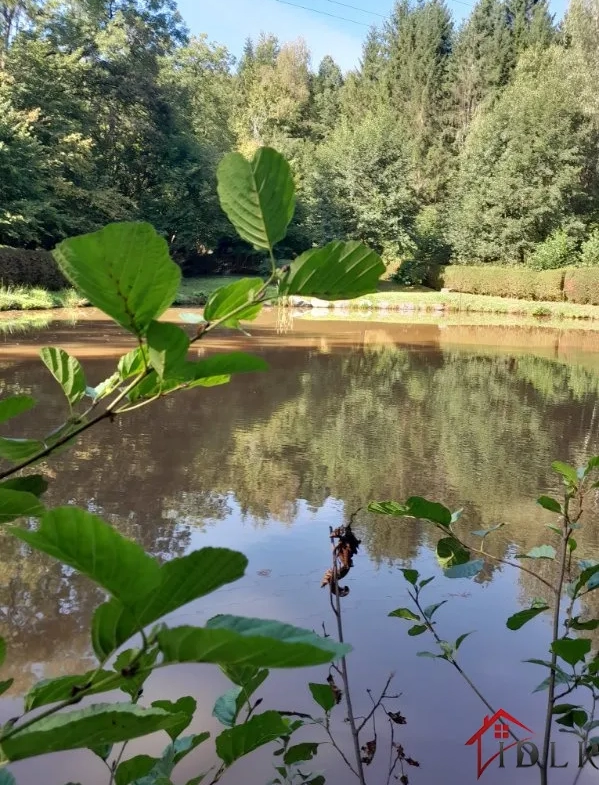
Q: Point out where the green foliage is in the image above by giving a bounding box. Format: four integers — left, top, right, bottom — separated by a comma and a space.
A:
308, 683, 336, 712
216, 147, 295, 252
215, 711, 289, 765
39, 348, 86, 407
0, 488, 44, 524
435, 265, 566, 301
563, 268, 599, 305
53, 223, 181, 336
580, 230, 599, 266
527, 229, 578, 270
0, 248, 66, 290
0, 395, 35, 424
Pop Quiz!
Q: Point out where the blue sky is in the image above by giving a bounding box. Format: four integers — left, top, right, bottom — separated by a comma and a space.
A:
180, 0, 569, 72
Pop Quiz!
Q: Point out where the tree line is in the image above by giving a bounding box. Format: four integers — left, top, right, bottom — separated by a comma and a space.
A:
1, 0, 599, 277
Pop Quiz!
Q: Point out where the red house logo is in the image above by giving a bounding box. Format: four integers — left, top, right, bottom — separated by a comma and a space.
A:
465, 709, 533, 778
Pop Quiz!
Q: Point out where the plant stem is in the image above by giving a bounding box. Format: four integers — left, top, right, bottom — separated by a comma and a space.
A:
328, 532, 367, 785
540, 493, 572, 785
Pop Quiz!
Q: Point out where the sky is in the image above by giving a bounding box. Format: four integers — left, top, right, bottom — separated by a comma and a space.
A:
180, 0, 570, 73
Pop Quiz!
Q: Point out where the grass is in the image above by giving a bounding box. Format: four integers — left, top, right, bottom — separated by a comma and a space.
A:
3, 276, 599, 323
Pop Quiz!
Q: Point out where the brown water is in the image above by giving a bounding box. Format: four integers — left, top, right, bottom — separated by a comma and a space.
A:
3, 309, 599, 785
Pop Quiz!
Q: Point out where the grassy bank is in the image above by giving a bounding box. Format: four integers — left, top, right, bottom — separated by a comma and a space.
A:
4, 277, 599, 322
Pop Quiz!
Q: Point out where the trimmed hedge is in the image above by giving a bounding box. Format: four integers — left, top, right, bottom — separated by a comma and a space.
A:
563, 269, 599, 306
0, 247, 67, 291
433, 266, 566, 302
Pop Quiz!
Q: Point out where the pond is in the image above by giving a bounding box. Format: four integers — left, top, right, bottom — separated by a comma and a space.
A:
2, 308, 599, 785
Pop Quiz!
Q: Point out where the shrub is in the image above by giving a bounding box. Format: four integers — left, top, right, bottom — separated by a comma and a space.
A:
580, 230, 599, 267
0, 246, 67, 290
413, 206, 451, 266
435, 266, 565, 301
563, 268, 599, 305
392, 257, 430, 286
527, 229, 578, 270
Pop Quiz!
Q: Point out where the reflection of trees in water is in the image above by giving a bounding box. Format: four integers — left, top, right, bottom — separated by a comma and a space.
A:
2, 342, 599, 680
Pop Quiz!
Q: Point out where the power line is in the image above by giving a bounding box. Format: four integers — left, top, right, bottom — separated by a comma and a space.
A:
323, 0, 387, 18
274, 0, 372, 27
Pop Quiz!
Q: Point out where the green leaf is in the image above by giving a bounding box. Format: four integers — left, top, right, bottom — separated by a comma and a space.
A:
444, 559, 485, 579
39, 348, 86, 407
217, 147, 295, 251
0, 488, 44, 523
518, 545, 557, 560
179, 313, 206, 324
11, 507, 161, 604
215, 711, 289, 765
369, 497, 452, 526
151, 697, 196, 740
90, 743, 113, 761
170, 733, 210, 765
0, 395, 35, 424
507, 604, 549, 631
400, 569, 419, 585
553, 704, 581, 715
278, 241, 384, 300
309, 683, 336, 712
158, 616, 350, 669
532, 670, 571, 692
0, 771, 16, 785
213, 687, 243, 727
388, 608, 420, 622
203, 278, 263, 328
0, 679, 13, 696
455, 632, 473, 650
556, 710, 588, 728
408, 625, 428, 636
115, 755, 156, 785
551, 638, 591, 666
552, 461, 578, 486
0, 438, 44, 463
147, 322, 189, 380
419, 576, 435, 588
417, 651, 441, 659
423, 602, 447, 620
568, 617, 599, 631
538, 496, 562, 514
53, 222, 181, 336
284, 743, 319, 765
24, 670, 119, 711
92, 548, 247, 659
436, 538, 470, 569
0, 475, 47, 497
113, 648, 159, 700
0, 703, 187, 761
118, 347, 148, 380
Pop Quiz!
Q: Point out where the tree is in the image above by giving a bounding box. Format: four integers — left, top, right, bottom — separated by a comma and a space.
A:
508, 0, 554, 52
449, 45, 599, 264
382, 0, 454, 202
311, 54, 343, 138
449, 0, 513, 142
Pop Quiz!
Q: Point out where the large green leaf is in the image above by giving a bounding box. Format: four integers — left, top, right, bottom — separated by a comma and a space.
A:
215, 711, 289, 765
151, 697, 196, 741
308, 683, 336, 712
284, 743, 319, 765
0, 488, 44, 524
278, 241, 384, 300
552, 461, 578, 486
39, 347, 86, 406
551, 638, 591, 667
537, 496, 562, 514
158, 616, 350, 668
92, 548, 247, 659
115, 755, 157, 785
129, 352, 268, 402
53, 222, 181, 336
444, 559, 484, 579
0, 475, 48, 497
368, 497, 452, 526
24, 670, 120, 711
147, 322, 189, 379
0, 703, 186, 761
0, 438, 44, 463
10, 507, 161, 603
436, 538, 470, 569
388, 608, 420, 622
118, 347, 149, 380
506, 603, 549, 631
213, 687, 243, 727
0, 395, 35, 424
203, 278, 263, 327
217, 148, 295, 251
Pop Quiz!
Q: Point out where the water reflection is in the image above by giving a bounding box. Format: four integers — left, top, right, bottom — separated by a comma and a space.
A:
1, 312, 599, 784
